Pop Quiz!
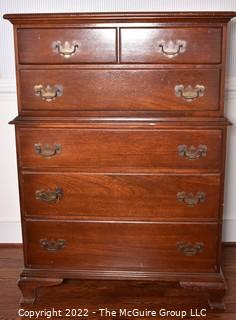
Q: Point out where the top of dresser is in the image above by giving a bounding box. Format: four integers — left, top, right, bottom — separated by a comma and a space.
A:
4, 11, 236, 118
4, 11, 235, 24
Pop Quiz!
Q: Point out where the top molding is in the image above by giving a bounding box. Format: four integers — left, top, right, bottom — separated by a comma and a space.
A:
3, 11, 236, 25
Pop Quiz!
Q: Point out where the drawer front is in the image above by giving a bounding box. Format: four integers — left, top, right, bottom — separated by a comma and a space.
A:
22, 173, 220, 221
17, 128, 222, 171
25, 221, 218, 272
17, 28, 117, 64
121, 27, 221, 63
19, 69, 220, 112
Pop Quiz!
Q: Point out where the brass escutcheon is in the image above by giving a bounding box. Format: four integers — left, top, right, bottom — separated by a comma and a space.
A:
34, 84, 63, 102
34, 144, 61, 158
40, 239, 67, 252
176, 242, 204, 256
35, 187, 63, 203
177, 191, 206, 207
157, 40, 187, 58
53, 40, 79, 58
175, 84, 205, 101
178, 144, 207, 160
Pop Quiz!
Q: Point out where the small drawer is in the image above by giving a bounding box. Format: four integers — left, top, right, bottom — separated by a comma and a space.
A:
17, 128, 222, 171
121, 27, 221, 63
19, 68, 220, 113
25, 220, 218, 273
21, 173, 221, 221
17, 28, 117, 64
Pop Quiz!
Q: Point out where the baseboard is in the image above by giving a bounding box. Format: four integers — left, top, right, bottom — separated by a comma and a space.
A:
0, 243, 22, 248
0, 79, 16, 100
222, 242, 236, 247
0, 221, 22, 243
222, 219, 236, 242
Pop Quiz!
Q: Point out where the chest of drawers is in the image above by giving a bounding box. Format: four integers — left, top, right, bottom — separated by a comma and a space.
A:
4, 11, 235, 309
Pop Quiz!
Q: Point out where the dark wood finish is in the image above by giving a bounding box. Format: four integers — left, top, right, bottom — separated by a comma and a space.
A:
4, 11, 235, 311
18, 28, 117, 64
19, 68, 220, 112
18, 276, 63, 304
22, 173, 221, 221
180, 280, 227, 311
11, 116, 231, 126
0, 246, 235, 320
4, 11, 235, 24
17, 127, 223, 171
121, 27, 222, 64
25, 220, 218, 272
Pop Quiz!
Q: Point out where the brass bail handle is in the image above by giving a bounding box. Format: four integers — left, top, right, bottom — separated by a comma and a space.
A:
54, 41, 79, 58
176, 242, 204, 256
178, 144, 207, 160
177, 191, 206, 207
40, 239, 67, 252
157, 40, 187, 58
34, 144, 61, 158
34, 84, 63, 102
175, 84, 205, 101
35, 187, 63, 203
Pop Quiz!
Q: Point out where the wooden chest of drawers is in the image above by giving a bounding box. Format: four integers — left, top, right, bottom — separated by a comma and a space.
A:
4, 11, 235, 309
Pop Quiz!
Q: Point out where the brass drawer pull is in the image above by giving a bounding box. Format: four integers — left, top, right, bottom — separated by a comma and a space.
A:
40, 239, 66, 252
178, 144, 207, 160
157, 40, 187, 58
53, 41, 79, 58
35, 187, 63, 203
177, 191, 206, 207
175, 84, 205, 101
34, 144, 61, 158
34, 84, 63, 102
176, 242, 204, 256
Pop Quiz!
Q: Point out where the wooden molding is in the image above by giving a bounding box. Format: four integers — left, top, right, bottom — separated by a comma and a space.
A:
0, 243, 23, 248
4, 11, 235, 24
0, 242, 235, 249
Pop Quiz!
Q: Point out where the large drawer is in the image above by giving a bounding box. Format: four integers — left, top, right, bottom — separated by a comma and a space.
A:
17, 128, 223, 171
19, 68, 220, 113
17, 28, 117, 64
121, 27, 222, 64
25, 220, 218, 273
22, 173, 220, 221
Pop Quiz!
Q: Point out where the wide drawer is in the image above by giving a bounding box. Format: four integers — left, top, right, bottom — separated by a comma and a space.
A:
121, 27, 222, 63
25, 220, 218, 273
19, 69, 220, 112
17, 28, 117, 64
17, 128, 222, 171
22, 173, 220, 221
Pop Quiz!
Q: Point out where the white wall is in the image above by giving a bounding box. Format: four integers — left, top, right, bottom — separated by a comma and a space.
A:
0, 0, 236, 242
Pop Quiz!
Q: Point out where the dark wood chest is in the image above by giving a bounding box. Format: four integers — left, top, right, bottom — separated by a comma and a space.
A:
4, 11, 235, 309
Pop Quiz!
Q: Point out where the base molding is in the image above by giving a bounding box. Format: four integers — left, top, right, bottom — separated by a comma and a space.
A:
180, 275, 227, 311
21, 267, 224, 282
19, 268, 226, 310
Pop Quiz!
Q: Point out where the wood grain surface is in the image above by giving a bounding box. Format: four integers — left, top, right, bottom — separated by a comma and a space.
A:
19, 68, 220, 112
17, 128, 223, 171
0, 246, 235, 320
21, 173, 221, 220
24, 220, 218, 272
120, 27, 222, 63
4, 11, 234, 311
18, 28, 117, 64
